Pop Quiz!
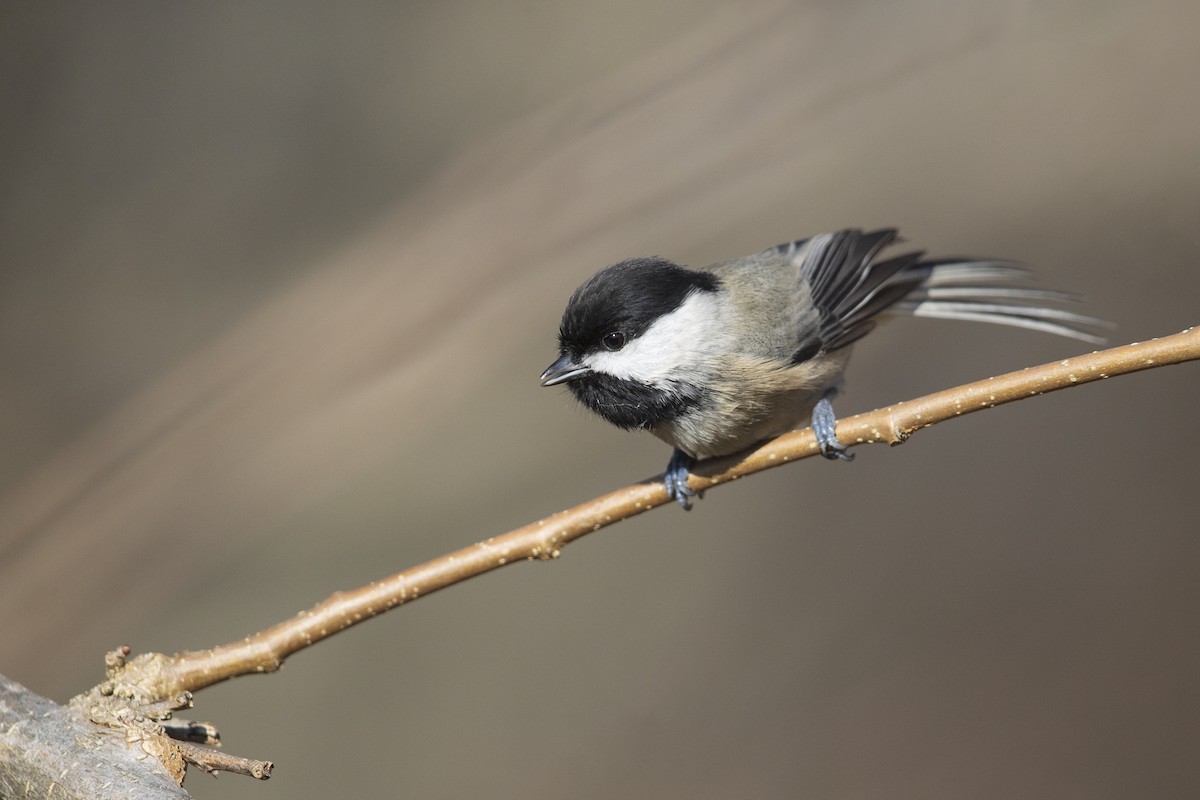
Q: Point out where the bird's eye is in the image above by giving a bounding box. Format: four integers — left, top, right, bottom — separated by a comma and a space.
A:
601, 331, 626, 351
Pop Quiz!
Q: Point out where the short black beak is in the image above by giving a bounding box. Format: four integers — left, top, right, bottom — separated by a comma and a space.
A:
540, 354, 591, 386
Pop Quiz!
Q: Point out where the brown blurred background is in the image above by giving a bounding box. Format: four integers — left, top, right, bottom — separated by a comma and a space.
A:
2, 1, 1199, 797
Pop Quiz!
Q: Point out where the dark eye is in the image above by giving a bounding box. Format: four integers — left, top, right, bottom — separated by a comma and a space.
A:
601, 331, 626, 351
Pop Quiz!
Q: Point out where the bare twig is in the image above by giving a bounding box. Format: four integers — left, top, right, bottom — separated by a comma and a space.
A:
175, 742, 273, 780
99, 328, 1199, 704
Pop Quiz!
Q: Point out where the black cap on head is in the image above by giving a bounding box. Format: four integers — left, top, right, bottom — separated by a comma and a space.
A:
557, 257, 720, 360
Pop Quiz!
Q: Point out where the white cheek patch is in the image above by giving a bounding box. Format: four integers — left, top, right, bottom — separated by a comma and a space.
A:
584, 290, 731, 388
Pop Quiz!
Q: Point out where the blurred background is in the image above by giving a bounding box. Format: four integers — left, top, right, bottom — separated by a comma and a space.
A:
2, 1, 1198, 797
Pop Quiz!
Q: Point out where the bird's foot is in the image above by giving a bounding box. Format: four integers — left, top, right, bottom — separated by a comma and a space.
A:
813, 392, 854, 461
664, 449, 700, 510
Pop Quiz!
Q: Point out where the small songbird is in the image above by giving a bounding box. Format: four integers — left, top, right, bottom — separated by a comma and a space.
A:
540, 228, 1104, 509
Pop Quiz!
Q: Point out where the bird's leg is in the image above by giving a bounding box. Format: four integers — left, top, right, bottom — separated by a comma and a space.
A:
664, 448, 699, 510
812, 389, 854, 461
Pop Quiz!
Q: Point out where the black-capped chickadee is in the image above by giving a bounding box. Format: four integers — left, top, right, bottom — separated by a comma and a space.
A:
541, 228, 1104, 509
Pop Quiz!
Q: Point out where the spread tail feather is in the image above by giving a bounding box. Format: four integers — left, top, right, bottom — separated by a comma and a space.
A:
786, 229, 1111, 353
893, 259, 1111, 344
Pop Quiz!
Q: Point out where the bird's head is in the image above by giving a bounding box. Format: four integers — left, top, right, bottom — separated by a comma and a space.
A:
540, 257, 723, 430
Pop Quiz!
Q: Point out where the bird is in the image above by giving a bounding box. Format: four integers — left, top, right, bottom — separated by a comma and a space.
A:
540, 228, 1106, 509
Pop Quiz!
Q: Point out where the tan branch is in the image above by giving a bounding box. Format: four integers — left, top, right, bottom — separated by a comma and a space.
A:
174, 742, 273, 780
101, 327, 1199, 703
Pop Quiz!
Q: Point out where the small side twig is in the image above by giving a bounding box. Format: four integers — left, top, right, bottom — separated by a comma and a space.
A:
175, 742, 273, 780
91, 327, 1199, 723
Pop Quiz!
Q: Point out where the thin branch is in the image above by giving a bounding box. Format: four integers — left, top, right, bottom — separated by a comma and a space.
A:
174, 742, 273, 780
100, 327, 1199, 703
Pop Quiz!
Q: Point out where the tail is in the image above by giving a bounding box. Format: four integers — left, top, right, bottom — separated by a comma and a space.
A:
781, 229, 1111, 352
893, 259, 1111, 345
